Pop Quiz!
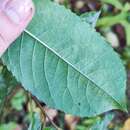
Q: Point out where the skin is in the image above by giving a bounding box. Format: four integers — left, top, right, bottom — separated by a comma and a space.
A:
0, 0, 35, 56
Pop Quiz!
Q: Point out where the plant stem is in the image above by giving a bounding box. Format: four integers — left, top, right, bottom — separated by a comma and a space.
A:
32, 95, 62, 130
97, 12, 128, 27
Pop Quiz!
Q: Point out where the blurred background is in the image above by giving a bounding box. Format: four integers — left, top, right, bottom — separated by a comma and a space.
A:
0, 0, 130, 130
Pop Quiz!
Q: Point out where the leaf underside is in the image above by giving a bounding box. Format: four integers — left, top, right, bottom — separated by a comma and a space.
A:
0, 67, 17, 112
2, 0, 126, 117
80, 11, 101, 28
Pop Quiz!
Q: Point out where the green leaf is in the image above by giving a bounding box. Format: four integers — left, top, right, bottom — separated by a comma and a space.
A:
2, 0, 126, 117
0, 73, 7, 112
44, 127, 56, 130
80, 11, 101, 28
11, 89, 26, 110
101, 0, 123, 10
76, 114, 113, 130
0, 66, 17, 114
28, 113, 56, 130
28, 113, 42, 130
0, 122, 18, 130
90, 113, 114, 130
0, 73, 7, 103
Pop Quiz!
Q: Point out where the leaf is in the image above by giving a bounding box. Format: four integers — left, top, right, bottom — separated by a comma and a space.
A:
28, 113, 42, 130
28, 113, 56, 130
44, 127, 56, 130
0, 72, 7, 104
80, 11, 101, 28
0, 122, 19, 130
2, 0, 126, 117
0, 73, 7, 112
90, 113, 114, 130
0, 66, 17, 114
11, 89, 26, 110
101, 0, 123, 10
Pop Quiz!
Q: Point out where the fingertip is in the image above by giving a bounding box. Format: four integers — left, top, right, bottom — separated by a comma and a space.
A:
3, 0, 35, 25
0, 0, 35, 56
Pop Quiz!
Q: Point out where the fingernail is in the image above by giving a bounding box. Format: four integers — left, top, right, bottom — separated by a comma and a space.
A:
4, 0, 32, 24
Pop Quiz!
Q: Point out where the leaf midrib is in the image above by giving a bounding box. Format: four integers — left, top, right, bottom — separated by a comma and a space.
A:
24, 29, 124, 109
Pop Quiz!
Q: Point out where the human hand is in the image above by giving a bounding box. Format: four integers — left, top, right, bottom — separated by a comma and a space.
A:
0, 0, 34, 56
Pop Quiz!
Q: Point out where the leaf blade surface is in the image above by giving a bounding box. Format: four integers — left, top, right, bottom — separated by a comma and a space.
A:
2, 0, 127, 117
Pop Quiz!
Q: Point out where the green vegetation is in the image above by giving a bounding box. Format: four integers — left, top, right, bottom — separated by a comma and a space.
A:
0, 0, 130, 129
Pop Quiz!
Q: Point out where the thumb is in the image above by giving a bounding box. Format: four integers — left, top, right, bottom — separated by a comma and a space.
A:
0, 0, 35, 56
